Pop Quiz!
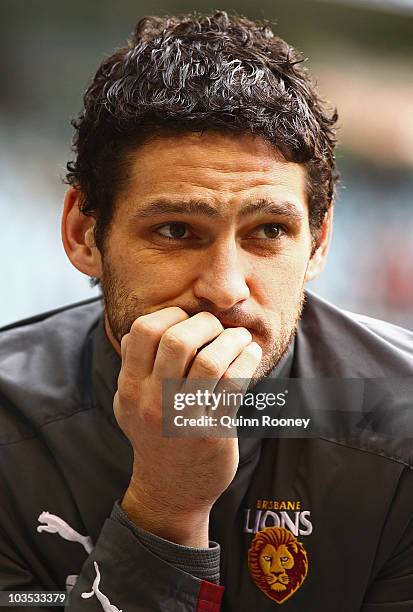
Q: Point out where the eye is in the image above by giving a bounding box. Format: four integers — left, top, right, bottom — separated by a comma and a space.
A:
281, 556, 289, 563
155, 222, 190, 240
250, 223, 283, 239
263, 555, 272, 562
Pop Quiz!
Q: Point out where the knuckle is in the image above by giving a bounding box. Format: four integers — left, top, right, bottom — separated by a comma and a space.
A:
130, 317, 158, 338
220, 372, 242, 388
223, 360, 249, 380
113, 392, 126, 426
195, 353, 221, 377
117, 375, 137, 405
141, 406, 161, 429
220, 374, 246, 396
161, 330, 187, 355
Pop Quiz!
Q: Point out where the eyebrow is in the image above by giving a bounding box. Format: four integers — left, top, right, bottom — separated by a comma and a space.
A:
238, 199, 304, 222
132, 199, 221, 219
131, 198, 304, 222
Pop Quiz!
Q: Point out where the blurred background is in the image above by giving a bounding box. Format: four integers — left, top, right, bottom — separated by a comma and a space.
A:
1, 0, 412, 328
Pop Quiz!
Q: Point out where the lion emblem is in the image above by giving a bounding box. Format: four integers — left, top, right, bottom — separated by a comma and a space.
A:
248, 527, 308, 604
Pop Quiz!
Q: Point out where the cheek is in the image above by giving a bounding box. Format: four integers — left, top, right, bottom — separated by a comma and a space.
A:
113, 246, 199, 304
247, 252, 309, 307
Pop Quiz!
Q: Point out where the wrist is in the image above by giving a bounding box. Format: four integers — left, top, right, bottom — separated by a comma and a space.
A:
121, 485, 211, 548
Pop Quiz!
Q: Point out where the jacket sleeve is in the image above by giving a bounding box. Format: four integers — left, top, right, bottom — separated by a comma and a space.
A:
0, 490, 223, 612
66, 514, 224, 612
361, 467, 413, 611
0, 512, 224, 612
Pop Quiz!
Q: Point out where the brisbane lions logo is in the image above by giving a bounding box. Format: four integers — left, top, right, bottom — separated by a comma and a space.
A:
248, 527, 308, 604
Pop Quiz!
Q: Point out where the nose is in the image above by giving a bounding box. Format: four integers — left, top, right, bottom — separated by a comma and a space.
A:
192, 239, 250, 311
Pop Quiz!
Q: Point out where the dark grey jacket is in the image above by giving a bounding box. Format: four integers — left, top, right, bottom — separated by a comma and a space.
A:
0, 292, 412, 611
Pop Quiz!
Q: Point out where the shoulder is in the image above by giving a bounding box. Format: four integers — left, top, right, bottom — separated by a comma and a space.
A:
297, 291, 413, 377
0, 298, 103, 443
296, 291, 413, 468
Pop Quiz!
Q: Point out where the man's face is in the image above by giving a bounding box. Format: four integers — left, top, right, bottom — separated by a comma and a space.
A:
100, 132, 315, 379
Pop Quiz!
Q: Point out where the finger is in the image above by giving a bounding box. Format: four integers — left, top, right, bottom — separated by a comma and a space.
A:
122, 307, 190, 379
224, 341, 262, 380
153, 312, 224, 380
215, 342, 263, 411
186, 327, 252, 381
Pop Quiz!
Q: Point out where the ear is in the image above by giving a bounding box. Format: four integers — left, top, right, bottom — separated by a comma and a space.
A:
305, 206, 333, 282
61, 188, 103, 278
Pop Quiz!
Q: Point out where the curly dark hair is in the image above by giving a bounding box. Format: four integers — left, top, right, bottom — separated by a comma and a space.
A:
66, 11, 338, 252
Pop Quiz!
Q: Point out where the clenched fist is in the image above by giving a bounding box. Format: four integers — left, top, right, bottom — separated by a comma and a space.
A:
115, 307, 262, 547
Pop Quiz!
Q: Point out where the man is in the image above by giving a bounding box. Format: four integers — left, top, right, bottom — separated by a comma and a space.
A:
0, 11, 412, 612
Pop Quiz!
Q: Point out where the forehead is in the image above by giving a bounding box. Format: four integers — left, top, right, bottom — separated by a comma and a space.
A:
117, 132, 308, 216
